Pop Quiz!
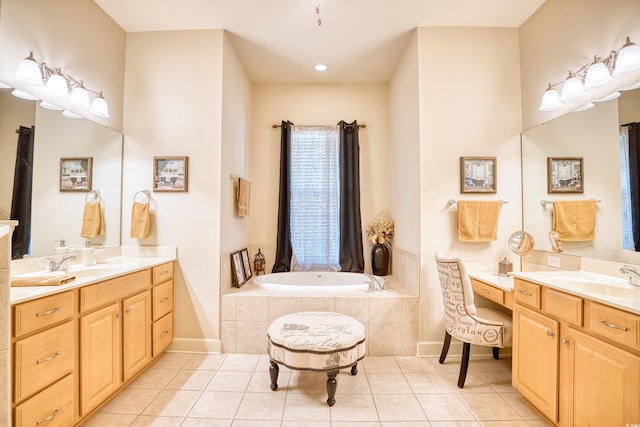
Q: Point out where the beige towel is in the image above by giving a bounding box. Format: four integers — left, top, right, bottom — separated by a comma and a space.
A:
80, 202, 104, 238
11, 274, 76, 287
130, 202, 151, 239
457, 200, 501, 242
552, 200, 597, 241
237, 178, 251, 217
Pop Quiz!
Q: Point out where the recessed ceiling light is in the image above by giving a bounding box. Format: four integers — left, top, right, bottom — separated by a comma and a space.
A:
314, 63, 329, 72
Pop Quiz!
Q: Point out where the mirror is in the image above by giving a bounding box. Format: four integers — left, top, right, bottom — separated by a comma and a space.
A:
508, 230, 535, 256
521, 88, 640, 263
0, 89, 123, 258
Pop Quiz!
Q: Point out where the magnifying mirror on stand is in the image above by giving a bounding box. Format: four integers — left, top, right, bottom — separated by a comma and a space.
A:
508, 230, 535, 270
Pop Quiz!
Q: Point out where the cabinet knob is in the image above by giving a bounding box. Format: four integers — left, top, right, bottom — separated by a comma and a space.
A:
547, 330, 555, 337
561, 338, 569, 344
127, 307, 133, 314
116, 312, 123, 318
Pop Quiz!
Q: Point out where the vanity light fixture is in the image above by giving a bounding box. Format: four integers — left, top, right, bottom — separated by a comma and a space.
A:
10, 51, 110, 119
539, 36, 640, 112
314, 63, 329, 72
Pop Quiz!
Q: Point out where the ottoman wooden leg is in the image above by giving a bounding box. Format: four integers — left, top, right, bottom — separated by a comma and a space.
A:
269, 360, 279, 391
326, 370, 338, 406
350, 363, 358, 376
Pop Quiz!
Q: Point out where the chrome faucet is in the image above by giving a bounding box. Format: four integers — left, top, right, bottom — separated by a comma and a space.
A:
620, 265, 640, 287
366, 273, 388, 292
47, 254, 77, 272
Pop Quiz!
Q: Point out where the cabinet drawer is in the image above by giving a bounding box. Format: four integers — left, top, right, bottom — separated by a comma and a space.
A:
14, 374, 75, 427
80, 269, 151, 313
514, 279, 541, 308
153, 262, 174, 285
471, 279, 504, 306
14, 321, 74, 402
13, 291, 74, 337
153, 280, 173, 321
587, 302, 639, 349
543, 288, 583, 325
153, 312, 173, 357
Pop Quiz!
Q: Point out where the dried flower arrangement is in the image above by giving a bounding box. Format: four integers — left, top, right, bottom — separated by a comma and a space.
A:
366, 213, 394, 248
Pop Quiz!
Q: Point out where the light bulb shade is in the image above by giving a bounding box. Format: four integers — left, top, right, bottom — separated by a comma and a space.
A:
584, 60, 612, 89
12, 89, 38, 101
69, 86, 90, 109
0, 82, 11, 89
622, 81, 640, 91
40, 100, 63, 110
595, 91, 621, 103
62, 110, 83, 119
539, 86, 562, 112
561, 75, 584, 101
15, 54, 43, 86
613, 37, 640, 76
572, 102, 595, 112
90, 94, 109, 118
45, 73, 68, 99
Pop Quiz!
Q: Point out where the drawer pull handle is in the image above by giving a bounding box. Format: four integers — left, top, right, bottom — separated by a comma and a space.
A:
546, 330, 555, 337
37, 406, 61, 425
160, 297, 170, 303
160, 330, 169, 337
37, 351, 62, 364
36, 306, 62, 317
479, 289, 490, 294
597, 318, 628, 332
160, 270, 169, 276
517, 290, 533, 296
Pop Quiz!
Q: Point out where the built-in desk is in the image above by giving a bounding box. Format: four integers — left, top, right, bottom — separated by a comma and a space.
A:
468, 272, 514, 310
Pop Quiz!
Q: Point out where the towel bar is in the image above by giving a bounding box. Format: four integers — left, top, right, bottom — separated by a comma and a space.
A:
541, 199, 601, 207
447, 199, 508, 207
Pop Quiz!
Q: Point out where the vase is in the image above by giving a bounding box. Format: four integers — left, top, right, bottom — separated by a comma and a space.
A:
371, 243, 389, 276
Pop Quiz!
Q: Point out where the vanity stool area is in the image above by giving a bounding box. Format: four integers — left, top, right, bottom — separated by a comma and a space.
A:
267, 311, 366, 406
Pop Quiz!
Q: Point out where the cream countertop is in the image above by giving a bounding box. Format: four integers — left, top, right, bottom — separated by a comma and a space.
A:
467, 272, 514, 292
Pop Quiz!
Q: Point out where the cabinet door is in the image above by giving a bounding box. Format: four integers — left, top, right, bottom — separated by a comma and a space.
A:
80, 302, 122, 416
123, 291, 152, 382
560, 327, 640, 427
513, 304, 559, 423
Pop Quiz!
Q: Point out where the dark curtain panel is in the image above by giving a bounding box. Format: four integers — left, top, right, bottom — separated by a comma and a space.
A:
11, 126, 35, 259
272, 121, 294, 272
338, 120, 364, 272
627, 122, 640, 250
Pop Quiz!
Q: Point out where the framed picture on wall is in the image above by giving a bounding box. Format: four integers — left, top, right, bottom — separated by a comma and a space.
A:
60, 157, 93, 191
153, 156, 188, 192
241, 248, 252, 281
460, 157, 497, 193
547, 157, 583, 193
231, 250, 246, 287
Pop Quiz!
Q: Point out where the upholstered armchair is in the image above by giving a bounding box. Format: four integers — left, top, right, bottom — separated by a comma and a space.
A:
434, 252, 513, 388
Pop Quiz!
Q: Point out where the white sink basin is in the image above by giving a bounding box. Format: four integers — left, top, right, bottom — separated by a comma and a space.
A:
67, 264, 123, 278
525, 271, 640, 299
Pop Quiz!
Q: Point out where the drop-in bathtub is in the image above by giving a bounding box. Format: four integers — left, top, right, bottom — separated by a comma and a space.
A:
253, 271, 371, 292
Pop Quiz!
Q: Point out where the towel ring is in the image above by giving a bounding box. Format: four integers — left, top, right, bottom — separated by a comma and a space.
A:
134, 190, 151, 203
85, 189, 101, 203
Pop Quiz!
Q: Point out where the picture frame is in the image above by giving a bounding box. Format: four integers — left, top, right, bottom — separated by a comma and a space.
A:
60, 157, 93, 192
231, 250, 246, 287
153, 156, 188, 192
547, 157, 584, 193
241, 248, 252, 281
460, 157, 497, 193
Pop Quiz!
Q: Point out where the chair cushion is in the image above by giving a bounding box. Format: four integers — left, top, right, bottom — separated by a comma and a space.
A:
475, 307, 513, 347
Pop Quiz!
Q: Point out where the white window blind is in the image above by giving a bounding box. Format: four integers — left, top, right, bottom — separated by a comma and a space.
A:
620, 127, 634, 250
290, 125, 340, 270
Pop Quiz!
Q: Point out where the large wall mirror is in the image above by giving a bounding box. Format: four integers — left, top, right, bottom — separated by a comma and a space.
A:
0, 89, 123, 258
522, 87, 640, 263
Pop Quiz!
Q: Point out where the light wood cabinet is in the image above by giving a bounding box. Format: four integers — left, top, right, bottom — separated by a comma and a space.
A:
123, 291, 152, 382
513, 278, 640, 426
14, 374, 75, 427
152, 263, 174, 356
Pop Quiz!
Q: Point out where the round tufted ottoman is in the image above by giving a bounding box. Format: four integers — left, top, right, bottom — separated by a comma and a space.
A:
267, 311, 366, 406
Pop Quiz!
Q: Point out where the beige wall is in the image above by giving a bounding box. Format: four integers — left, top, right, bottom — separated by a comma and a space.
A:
248, 83, 391, 275
417, 27, 524, 350
122, 30, 224, 352
520, 0, 640, 130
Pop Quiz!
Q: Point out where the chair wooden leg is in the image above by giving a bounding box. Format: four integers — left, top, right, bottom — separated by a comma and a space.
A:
493, 347, 499, 360
457, 342, 471, 388
439, 331, 452, 364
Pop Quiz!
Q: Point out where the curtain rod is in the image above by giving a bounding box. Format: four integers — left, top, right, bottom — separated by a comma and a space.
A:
272, 123, 366, 128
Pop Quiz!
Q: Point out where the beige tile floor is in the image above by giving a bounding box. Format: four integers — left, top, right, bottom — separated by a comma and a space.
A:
81, 352, 554, 427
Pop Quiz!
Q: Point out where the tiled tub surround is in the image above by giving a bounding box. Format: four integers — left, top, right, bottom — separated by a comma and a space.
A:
221, 278, 419, 356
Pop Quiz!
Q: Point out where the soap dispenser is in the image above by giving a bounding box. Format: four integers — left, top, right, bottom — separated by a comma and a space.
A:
55, 240, 69, 254
82, 240, 95, 266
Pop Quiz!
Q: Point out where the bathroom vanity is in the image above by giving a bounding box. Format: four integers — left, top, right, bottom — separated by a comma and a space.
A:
510, 271, 640, 426
10, 256, 175, 426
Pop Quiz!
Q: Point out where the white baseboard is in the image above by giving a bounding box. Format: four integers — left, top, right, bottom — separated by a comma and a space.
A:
168, 338, 222, 354
416, 341, 512, 358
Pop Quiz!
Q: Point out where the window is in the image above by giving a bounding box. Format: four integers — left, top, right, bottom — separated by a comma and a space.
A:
289, 125, 340, 270
620, 127, 634, 250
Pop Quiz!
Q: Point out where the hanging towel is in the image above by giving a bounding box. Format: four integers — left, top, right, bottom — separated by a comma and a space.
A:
457, 200, 501, 242
237, 178, 251, 217
552, 200, 597, 241
80, 202, 104, 238
130, 202, 151, 239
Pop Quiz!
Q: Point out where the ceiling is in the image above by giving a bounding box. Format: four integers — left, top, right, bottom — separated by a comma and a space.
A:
95, 0, 545, 84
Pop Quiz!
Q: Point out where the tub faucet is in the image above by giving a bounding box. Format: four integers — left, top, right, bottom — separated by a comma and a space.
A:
366, 273, 387, 292
620, 265, 640, 287
47, 254, 77, 272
